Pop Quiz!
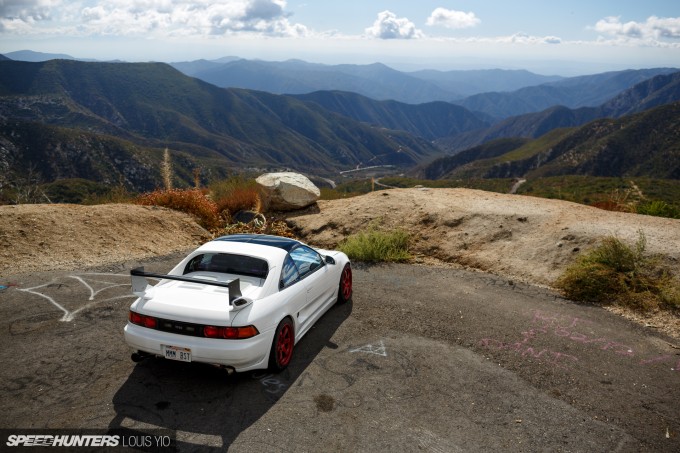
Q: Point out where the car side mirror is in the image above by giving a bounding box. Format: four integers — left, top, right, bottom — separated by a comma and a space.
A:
324, 255, 336, 265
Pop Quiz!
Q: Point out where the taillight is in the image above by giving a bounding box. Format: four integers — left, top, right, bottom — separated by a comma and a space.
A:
203, 325, 259, 339
129, 310, 157, 329
203, 325, 220, 338
129, 311, 143, 325
231, 325, 259, 339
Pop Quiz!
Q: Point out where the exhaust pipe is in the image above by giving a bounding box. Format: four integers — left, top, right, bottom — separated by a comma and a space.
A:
212, 364, 236, 375
131, 351, 152, 362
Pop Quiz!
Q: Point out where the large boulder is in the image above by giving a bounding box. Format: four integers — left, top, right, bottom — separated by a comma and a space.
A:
256, 172, 320, 211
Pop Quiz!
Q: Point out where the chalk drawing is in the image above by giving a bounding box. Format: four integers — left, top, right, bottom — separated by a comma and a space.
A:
251, 372, 288, 395
17, 273, 135, 322
350, 339, 387, 357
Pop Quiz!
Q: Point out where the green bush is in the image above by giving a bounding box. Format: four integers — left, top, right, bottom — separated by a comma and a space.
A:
636, 200, 680, 219
556, 232, 680, 311
339, 229, 411, 263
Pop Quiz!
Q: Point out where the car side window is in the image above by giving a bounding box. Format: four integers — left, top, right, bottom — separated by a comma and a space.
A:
280, 254, 300, 289
289, 245, 323, 280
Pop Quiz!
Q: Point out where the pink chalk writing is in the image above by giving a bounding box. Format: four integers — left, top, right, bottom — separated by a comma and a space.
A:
479, 309, 679, 372
479, 338, 578, 369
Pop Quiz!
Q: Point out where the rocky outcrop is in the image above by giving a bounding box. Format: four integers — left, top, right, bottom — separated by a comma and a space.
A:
256, 172, 320, 211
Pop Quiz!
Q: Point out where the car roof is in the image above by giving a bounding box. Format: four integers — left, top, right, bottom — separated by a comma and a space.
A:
213, 234, 302, 252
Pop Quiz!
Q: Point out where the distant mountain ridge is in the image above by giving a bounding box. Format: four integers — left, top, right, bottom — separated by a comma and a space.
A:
437, 71, 680, 153
408, 68, 563, 97
456, 68, 678, 119
178, 59, 460, 104
5, 50, 77, 62
167, 58, 569, 103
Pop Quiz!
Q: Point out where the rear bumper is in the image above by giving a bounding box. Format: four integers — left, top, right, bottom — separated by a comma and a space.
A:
124, 323, 273, 372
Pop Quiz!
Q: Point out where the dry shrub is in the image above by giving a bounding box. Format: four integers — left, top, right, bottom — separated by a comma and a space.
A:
215, 218, 297, 239
590, 201, 629, 212
137, 188, 221, 231
210, 176, 263, 219
216, 186, 261, 217
556, 232, 680, 311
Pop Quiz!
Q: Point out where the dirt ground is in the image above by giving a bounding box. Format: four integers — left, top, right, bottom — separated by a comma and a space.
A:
0, 203, 210, 275
1, 188, 678, 338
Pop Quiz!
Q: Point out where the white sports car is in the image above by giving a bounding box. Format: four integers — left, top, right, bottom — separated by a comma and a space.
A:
124, 234, 352, 373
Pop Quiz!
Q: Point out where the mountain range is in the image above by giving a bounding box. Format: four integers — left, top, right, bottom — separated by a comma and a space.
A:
170, 58, 568, 105
5, 51, 676, 118
436, 71, 680, 152
169, 59, 677, 120
1, 52, 679, 193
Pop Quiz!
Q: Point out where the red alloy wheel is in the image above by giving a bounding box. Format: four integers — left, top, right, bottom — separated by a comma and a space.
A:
338, 264, 352, 303
275, 322, 294, 367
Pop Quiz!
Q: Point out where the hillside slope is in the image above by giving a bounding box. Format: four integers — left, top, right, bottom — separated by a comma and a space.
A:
421, 101, 680, 180
292, 90, 489, 140
0, 60, 439, 183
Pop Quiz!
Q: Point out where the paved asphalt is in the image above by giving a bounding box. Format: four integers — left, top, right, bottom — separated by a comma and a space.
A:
1, 253, 679, 452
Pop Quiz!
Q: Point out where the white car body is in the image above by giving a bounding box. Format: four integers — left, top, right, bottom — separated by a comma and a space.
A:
124, 234, 352, 372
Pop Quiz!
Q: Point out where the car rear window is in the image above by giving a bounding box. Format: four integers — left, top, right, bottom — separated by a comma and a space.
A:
183, 253, 269, 279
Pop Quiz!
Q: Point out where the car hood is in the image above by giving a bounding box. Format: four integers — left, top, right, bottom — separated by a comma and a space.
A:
133, 280, 260, 325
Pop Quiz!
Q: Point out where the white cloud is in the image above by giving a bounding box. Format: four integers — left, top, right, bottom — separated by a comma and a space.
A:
0, 0, 308, 37
0, 0, 59, 19
594, 16, 680, 40
426, 8, 479, 29
365, 10, 423, 39
502, 32, 561, 45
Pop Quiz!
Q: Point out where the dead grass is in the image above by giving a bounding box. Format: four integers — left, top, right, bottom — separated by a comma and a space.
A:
136, 188, 221, 231
216, 186, 261, 218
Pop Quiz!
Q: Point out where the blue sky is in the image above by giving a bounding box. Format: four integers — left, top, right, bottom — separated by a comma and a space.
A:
1, 1, 679, 75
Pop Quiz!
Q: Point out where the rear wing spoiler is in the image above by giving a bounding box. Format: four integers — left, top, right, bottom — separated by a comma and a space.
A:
130, 267, 244, 306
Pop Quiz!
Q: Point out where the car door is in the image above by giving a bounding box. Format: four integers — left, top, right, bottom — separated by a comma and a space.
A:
289, 245, 334, 334
278, 253, 308, 333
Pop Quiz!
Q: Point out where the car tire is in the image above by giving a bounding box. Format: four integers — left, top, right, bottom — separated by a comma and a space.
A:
269, 317, 294, 372
337, 263, 352, 304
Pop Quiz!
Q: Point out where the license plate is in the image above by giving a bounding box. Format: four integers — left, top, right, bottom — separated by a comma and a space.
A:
162, 345, 191, 362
